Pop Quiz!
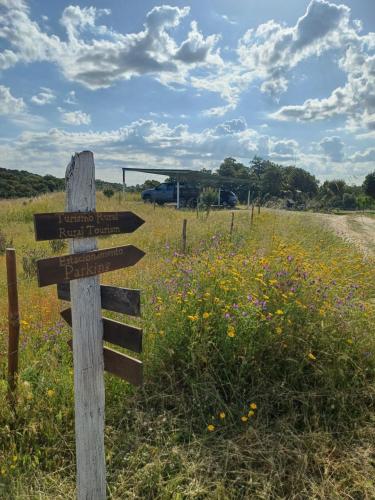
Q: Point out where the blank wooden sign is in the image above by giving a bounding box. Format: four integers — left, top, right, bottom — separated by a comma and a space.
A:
34, 211, 145, 241
36, 245, 145, 287
67, 339, 143, 386
57, 282, 141, 317
61, 308, 142, 353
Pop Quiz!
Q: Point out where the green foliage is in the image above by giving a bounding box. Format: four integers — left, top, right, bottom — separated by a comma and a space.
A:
217, 157, 250, 179
200, 187, 217, 211
0, 229, 13, 254
49, 239, 67, 254
22, 248, 48, 278
0, 167, 122, 199
103, 188, 115, 198
363, 171, 375, 199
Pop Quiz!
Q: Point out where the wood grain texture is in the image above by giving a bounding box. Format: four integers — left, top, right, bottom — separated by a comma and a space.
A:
66, 151, 106, 500
61, 308, 142, 353
36, 244, 145, 287
57, 282, 141, 317
34, 211, 144, 241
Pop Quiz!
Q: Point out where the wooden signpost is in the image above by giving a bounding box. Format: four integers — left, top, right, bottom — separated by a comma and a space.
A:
33, 151, 145, 500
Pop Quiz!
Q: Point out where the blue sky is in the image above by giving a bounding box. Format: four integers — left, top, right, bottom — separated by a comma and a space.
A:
0, 0, 374, 186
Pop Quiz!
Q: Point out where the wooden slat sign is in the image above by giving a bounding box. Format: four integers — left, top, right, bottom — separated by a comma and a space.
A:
57, 282, 141, 317
36, 245, 145, 287
34, 211, 144, 241
67, 339, 143, 386
104, 347, 142, 386
61, 308, 142, 353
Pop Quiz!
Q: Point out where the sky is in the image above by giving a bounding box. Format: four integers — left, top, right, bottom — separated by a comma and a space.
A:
0, 0, 374, 186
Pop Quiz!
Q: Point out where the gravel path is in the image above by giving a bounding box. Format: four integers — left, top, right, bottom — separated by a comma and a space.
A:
318, 213, 375, 257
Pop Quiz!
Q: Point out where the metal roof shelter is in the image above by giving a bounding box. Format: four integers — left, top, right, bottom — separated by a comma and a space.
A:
121, 166, 253, 208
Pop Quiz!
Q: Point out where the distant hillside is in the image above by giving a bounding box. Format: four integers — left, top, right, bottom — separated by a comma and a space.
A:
0, 168, 122, 199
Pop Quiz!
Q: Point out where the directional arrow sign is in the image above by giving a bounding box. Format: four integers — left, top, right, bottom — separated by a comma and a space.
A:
34, 211, 145, 241
57, 282, 141, 317
61, 308, 142, 353
36, 245, 145, 287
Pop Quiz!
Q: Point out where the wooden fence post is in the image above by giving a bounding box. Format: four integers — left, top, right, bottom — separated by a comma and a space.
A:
66, 152, 106, 499
182, 219, 187, 253
230, 212, 235, 236
6, 248, 20, 406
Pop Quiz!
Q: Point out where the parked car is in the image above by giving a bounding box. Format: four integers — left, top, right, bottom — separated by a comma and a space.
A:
218, 190, 238, 207
141, 182, 238, 207
141, 182, 199, 206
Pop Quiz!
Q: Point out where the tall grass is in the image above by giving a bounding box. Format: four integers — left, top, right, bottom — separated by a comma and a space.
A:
0, 196, 374, 498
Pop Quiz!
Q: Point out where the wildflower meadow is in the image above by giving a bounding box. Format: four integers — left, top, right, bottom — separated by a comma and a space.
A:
0, 192, 374, 498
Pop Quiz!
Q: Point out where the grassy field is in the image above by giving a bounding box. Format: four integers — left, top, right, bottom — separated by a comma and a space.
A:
0, 193, 375, 499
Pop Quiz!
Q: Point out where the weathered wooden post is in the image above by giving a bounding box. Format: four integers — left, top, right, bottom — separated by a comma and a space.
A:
6, 248, 20, 406
182, 219, 187, 253
34, 151, 145, 499
230, 212, 235, 236
65, 152, 106, 499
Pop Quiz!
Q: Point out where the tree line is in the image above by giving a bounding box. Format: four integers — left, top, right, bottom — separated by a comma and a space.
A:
214, 157, 375, 210
0, 168, 122, 199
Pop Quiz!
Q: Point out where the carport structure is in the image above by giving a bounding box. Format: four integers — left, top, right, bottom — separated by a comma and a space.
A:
121, 167, 254, 209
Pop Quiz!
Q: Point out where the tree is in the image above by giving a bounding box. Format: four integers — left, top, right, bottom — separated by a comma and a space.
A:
261, 165, 283, 196
218, 157, 250, 178
363, 171, 375, 199
283, 166, 318, 196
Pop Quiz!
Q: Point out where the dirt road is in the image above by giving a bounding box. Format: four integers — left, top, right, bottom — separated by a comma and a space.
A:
319, 213, 375, 257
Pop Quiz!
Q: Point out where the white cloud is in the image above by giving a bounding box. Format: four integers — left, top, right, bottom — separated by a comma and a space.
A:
349, 148, 375, 163
0, 84, 26, 114
0, 2, 221, 90
238, 0, 353, 97
30, 87, 55, 105
220, 14, 237, 26
64, 90, 78, 105
271, 36, 375, 130
319, 136, 345, 162
58, 108, 91, 125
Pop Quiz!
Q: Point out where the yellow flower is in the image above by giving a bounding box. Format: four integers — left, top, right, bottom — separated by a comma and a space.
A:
227, 325, 236, 338
47, 389, 55, 398
308, 353, 316, 361
202, 312, 211, 319
250, 403, 257, 410
219, 412, 226, 419
275, 327, 282, 335
346, 339, 353, 345
275, 309, 284, 315
241, 416, 248, 422
269, 279, 278, 285
248, 410, 255, 417
188, 315, 198, 322
207, 424, 215, 432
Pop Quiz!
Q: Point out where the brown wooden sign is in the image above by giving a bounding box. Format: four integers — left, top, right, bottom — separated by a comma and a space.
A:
61, 308, 142, 353
34, 211, 144, 241
36, 245, 145, 287
103, 347, 143, 386
67, 339, 143, 386
57, 282, 141, 317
